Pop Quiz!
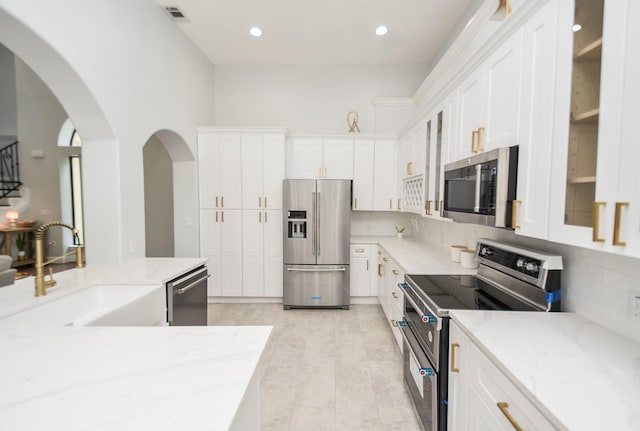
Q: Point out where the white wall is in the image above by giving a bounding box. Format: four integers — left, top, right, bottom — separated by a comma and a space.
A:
213, 64, 430, 133
411, 218, 640, 344
0, 43, 16, 136
0, 0, 216, 263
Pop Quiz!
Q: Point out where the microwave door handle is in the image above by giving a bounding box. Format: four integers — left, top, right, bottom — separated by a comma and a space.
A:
474, 164, 482, 212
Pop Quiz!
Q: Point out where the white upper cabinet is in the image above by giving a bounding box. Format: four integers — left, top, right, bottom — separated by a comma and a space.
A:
512, 1, 557, 239
323, 138, 354, 179
451, 30, 523, 162
241, 133, 285, 210
547, 0, 640, 256
353, 139, 375, 211
198, 132, 242, 209
373, 140, 397, 211
286, 136, 354, 179
453, 71, 486, 162
484, 29, 523, 150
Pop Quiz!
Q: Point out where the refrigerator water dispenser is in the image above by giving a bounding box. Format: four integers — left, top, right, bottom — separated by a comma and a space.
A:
287, 210, 307, 238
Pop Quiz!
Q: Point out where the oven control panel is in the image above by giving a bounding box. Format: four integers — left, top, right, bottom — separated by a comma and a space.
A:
477, 243, 542, 279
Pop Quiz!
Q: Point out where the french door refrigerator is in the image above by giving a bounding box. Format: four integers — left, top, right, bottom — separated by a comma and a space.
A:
283, 179, 351, 309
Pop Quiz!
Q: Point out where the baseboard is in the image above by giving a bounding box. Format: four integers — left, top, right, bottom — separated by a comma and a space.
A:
207, 296, 380, 305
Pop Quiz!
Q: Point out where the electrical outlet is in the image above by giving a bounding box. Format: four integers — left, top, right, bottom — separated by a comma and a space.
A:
630, 292, 640, 322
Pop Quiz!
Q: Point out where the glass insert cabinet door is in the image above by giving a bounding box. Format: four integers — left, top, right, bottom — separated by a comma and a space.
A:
563, 0, 603, 227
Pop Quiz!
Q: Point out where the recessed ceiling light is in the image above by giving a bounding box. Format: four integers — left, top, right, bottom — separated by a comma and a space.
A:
250, 27, 262, 37
572, 24, 582, 32
375, 26, 388, 36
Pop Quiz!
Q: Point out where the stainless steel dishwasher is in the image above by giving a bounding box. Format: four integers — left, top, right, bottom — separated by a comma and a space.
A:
167, 265, 209, 325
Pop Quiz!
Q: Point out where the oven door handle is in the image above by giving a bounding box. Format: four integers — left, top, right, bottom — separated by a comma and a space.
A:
401, 285, 440, 329
398, 323, 436, 377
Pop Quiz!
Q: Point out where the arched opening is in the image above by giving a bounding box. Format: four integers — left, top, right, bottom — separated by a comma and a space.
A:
143, 129, 195, 258
1, 8, 116, 263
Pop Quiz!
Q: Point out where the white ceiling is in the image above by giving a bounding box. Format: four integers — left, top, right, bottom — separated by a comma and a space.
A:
154, 0, 475, 65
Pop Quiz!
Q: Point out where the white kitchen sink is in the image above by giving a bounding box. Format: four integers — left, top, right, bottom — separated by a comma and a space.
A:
0, 284, 166, 329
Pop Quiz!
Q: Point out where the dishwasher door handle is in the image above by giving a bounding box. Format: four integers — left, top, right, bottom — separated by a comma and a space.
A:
176, 274, 211, 294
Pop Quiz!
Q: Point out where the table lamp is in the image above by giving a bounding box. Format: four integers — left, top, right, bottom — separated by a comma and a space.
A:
5, 210, 18, 227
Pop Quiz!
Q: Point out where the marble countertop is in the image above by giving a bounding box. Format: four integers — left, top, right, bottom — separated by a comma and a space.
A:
351, 235, 477, 275
0, 257, 208, 319
450, 310, 640, 431
0, 258, 272, 430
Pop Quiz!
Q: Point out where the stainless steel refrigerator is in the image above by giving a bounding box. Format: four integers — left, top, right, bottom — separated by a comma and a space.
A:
283, 179, 351, 309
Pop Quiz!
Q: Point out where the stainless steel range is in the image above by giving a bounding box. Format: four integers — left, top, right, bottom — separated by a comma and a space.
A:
398, 239, 563, 431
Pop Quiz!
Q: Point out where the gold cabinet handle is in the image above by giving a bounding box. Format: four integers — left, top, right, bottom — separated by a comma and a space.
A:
391, 291, 399, 299
264, 197, 268, 208
324, 167, 328, 178
391, 270, 399, 276
259, 212, 262, 223
592, 202, 606, 243
221, 196, 224, 208
354, 198, 358, 209
613, 202, 629, 246
496, 402, 524, 431
477, 127, 485, 152
439, 200, 444, 217
407, 162, 413, 175
397, 198, 401, 210
389, 199, 392, 210
471, 130, 479, 153
216, 196, 219, 207
259, 197, 262, 208
383, 257, 389, 262
426, 200, 432, 215
366, 259, 369, 271
264, 211, 268, 223
512, 200, 522, 229
215, 211, 219, 222
221, 211, 224, 223
378, 263, 382, 277
450, 343, 460, 373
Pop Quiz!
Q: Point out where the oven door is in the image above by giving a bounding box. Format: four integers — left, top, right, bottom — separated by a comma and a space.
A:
399, 323, 438, 431
402, 282, 440, 369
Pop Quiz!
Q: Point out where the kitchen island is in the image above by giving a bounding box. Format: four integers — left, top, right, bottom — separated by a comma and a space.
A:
0, 259, 272, 431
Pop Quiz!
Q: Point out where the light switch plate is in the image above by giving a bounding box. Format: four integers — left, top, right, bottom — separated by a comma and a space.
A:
630, 292, 640, 322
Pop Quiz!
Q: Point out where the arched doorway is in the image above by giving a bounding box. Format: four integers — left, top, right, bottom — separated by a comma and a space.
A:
143, 129, 194, 258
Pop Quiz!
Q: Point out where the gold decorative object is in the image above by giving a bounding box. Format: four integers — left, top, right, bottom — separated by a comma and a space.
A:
347, 111, 361, 133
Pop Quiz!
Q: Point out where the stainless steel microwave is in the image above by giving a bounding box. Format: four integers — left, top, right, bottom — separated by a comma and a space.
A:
443, 146, 518, 228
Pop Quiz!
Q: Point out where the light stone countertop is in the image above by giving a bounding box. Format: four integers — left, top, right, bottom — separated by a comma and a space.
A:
0, 257, 208, 319
0, 258, 272, 431
351, 235, 477, 275
450, 310, 640, 431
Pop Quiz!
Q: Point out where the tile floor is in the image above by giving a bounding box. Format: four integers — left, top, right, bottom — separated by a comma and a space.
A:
207, 303, 422, 431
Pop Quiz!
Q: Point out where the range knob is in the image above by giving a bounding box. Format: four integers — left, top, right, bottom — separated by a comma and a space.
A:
525, 262, 539, 273
480, 247, 492, 257
516, 258, 525, 268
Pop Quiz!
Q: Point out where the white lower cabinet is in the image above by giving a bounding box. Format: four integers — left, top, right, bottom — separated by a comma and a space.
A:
376, 248, 404, 351
242, 210, 283, 297
350, 244, 375, 296
449, 320, 558, 431
200, 209, 243, 297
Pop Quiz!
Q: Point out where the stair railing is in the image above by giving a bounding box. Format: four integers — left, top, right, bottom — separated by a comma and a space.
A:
0, 141, 22, 200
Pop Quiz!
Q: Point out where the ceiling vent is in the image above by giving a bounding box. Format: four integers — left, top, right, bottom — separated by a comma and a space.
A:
163, 6, 189, 22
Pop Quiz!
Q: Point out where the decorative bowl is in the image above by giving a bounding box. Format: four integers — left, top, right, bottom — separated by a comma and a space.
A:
17, 219, 37, 228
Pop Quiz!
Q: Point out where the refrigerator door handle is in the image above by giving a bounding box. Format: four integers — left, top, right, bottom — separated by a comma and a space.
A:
312, 192, 316, 256
286, 267, 347, 272
317, 192, 321, 256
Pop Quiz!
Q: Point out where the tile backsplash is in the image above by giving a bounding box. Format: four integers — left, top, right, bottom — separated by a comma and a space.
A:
406, 215, 640, 344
